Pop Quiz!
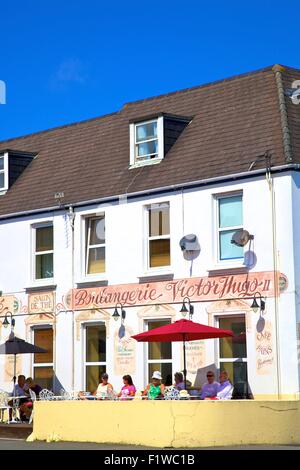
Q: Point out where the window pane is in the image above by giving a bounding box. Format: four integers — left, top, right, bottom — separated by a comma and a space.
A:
0, 157, 4, 170
87, 247, 105, 274
148, 321, 171, 360
148, 363, 172, 386
86, 324, 106, 363
149, 205, 170, 236
219, 196, 243, 228
36, 226, 53, 252
86, 365, 106, 393
34, 328, 53, 363
220, 362, 248, 386
35, 253, 53, 279
33, 367, 53, 390
136, 122, 157, 142
89, 217, 105, 245
137, 140, 158, 157
149, 239, 170, 267
0, 173, 4, 188
219, 316, 247, 358
219, 230, 243, 260
36, 253, 53, 279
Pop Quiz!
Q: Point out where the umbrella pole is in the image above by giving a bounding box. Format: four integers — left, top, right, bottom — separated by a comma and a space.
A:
183, 335, 187, 389
13, 354, 16, 390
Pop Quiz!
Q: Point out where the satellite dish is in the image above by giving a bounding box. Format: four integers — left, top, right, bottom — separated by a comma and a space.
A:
231, 230, 254, 247
179, 234, 201, 261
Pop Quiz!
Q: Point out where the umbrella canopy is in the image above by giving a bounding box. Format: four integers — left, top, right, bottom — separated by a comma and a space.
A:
0, 334, 48, 388
0, 336, 47, 355
132, 318, 233, 342
132, 319, 233, 389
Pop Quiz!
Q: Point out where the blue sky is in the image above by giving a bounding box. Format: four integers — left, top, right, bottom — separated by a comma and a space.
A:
0, 0, 299, 141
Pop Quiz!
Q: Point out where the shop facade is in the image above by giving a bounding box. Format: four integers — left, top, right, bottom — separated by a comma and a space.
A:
0, 64, 300, 400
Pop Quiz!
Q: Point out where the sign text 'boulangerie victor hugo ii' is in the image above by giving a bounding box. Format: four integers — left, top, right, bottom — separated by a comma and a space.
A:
69, 271, 288, 310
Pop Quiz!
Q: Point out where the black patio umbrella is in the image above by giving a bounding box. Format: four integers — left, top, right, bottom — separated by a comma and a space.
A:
0, 333, 47, 390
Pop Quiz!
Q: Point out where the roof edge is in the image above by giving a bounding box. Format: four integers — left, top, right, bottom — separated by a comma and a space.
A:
272, 65, 293, 163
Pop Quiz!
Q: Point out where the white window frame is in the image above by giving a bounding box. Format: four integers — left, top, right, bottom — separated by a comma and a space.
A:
144, 318, 173, 384
215, 193, 243, 263
145, 202, 171, 271
83, 321, 106, 391
85, 215, 106, 276
130, 116, 164, 167
215, 314, 248, 379
32, 223, 54, 282
31, 325, 54, 389
0, 152, 9, 192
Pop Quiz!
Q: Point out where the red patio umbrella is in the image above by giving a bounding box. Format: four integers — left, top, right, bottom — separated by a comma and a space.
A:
132, 318, 233, 388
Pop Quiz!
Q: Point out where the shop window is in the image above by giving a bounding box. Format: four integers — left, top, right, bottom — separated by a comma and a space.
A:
84, 324, 106, 392
34, 225, 54, 280
85, 215, 105, 275
217, 194, 243, 261
146, 319, 172, 385
146, 203, 170, 269
33, 327, 54, 390
218, 316, 248, 386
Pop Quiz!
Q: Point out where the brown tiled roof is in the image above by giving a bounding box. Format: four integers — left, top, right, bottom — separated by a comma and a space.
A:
0, 64, 299, 217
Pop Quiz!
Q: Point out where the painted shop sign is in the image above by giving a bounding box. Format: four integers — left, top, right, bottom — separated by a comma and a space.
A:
28, 292, 55, 314
70, 271, 288, 310
0, 295, 14, 315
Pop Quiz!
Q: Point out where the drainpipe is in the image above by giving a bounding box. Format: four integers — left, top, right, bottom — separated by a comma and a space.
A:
266, 160, 281, 399
68, 206, 76, 390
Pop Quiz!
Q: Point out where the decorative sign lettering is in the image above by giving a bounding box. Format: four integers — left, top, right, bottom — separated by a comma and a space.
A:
28, 292, 55, 314
114, 326, 136, 376
256, 320, 274, 375
70, 271, 287, 310
185, 340, 205, 383
0, 296, 14, 315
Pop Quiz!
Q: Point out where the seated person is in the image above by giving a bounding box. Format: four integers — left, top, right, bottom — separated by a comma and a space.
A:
174, 372, 185, 391
215, 371, 234, 400
142, 371, 165, 400
201, 371, 219, 400
95, 373, 114, 399
19, 377, 42, 420
8, 374, 26, 421
118, 375, 136, 399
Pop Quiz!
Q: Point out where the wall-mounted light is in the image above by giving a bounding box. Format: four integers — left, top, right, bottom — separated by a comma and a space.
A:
1, 311, 15, 338
180, 297, 194, 320
112, 303, 126, 322
251, 292, 266, 314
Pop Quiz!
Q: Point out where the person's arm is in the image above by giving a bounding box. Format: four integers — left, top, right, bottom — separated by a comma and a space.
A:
129, 387, 136, 396
216, 383, 233, 400
142, 385, 150, 396
160, 384, 165, 395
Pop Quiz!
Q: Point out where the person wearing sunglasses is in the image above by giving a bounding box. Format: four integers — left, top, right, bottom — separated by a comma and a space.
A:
200, 371, 219, 400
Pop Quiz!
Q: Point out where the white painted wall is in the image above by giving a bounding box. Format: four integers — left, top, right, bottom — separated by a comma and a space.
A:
0, 171, 298, 398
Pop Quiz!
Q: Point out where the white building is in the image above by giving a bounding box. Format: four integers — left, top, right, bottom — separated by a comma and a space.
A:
0, 64, 300, 399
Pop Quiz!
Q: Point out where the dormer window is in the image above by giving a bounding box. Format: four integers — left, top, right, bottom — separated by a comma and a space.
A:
130, 116, 164, 167
0, 149, 35, 194
129, 114, 192, 169
0, 152, 8, 192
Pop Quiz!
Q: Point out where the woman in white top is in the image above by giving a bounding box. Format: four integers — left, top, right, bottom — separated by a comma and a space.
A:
216, 371, 234, 400
95, 373, 114, 399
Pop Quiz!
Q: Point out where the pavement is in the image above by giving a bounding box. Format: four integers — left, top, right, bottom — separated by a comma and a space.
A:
0, 438, 299, 450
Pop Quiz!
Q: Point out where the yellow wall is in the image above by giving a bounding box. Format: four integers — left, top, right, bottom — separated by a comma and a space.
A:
30, 400, 300, 447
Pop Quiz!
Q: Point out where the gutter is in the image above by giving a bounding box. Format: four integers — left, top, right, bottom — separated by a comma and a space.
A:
0, 163, 300, 221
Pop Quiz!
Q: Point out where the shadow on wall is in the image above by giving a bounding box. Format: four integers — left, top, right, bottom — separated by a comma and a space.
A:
53, 374, 65, 394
